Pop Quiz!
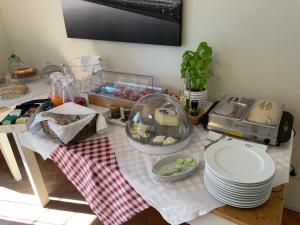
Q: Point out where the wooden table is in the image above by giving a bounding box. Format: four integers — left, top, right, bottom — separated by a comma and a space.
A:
0, 106, 49, 206
212, 185, 284, 225
0, 106, 287, 225
0, 107, 22, 181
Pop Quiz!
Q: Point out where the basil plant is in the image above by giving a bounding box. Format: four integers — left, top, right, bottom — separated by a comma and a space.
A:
181, 42, 213, 91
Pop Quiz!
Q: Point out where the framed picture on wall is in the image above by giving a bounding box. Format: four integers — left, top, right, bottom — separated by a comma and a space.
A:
61, 0, 182, 46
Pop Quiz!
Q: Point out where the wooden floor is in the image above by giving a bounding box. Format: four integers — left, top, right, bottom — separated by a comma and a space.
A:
0, 138, 299, 225
281, 208, 300, 225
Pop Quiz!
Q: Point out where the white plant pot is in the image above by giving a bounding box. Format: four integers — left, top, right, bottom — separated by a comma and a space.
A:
190, 89, 208, 106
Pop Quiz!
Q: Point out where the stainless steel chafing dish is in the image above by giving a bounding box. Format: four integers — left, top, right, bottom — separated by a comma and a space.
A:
203, 95, 294, 145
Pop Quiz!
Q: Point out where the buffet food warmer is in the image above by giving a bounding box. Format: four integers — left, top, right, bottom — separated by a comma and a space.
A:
203, 96, 294, 145
126, 94, 193, 154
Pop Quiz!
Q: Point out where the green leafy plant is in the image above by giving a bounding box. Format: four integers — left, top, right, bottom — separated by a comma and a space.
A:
181, 42, 213, 91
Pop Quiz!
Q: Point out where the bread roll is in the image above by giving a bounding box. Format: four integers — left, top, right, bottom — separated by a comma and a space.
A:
0, 85, 28, 96
11, 67, 37, 79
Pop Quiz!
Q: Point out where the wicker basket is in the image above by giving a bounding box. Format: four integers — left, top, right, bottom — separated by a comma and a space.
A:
41, 114, 98, 146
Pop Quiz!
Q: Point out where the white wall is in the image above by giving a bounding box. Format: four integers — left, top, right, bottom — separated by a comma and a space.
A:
0, 7, 12, 75
1, 0, 300, 209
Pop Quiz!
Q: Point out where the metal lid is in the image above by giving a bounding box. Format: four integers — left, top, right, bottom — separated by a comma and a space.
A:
213, 95, 251, 119
246, 99, 283, 126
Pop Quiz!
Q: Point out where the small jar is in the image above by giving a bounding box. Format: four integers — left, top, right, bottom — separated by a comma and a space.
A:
121, 107, 131, 121
110, 106, 121, 119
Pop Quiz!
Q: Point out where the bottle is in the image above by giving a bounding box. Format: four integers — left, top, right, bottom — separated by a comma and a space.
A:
185, 73, 191, 113
179, 75, 191, 113
190, 100, 199, 116
179, 84, 187, 109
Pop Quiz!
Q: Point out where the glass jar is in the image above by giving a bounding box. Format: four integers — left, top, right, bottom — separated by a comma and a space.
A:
8, 54, 24, 77
8, 54, 37, 80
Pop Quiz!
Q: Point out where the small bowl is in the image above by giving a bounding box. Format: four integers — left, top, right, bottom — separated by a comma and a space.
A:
152, 153, 199, 182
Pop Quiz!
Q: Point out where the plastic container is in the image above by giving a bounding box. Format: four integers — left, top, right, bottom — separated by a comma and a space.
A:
152, 153, 199, 182
89, 70, 165, 109
50, 72, 64, 106
8, 54, 38, 81
126, 94, 193, 154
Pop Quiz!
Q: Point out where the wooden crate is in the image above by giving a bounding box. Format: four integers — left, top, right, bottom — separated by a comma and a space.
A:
88, 93, 136, 109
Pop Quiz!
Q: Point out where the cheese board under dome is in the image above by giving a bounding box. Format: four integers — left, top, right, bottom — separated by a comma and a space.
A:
126, 94, 193, 155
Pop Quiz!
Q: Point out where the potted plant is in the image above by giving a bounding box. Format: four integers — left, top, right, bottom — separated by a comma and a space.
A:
181, 41, 213, 105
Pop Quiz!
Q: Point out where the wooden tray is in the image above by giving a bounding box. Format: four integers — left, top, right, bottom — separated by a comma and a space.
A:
0, 101, 50, 133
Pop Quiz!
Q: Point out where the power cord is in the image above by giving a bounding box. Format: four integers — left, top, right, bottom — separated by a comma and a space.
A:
290, 165, 297, 177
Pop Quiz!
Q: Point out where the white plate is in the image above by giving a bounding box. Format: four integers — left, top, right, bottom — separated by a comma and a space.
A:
205, 167, 274, 190
205, 140, 275, 184
205, 184, 270, 208
205, 171, 272, 197
208, 183, 270, 208
206, 163, 275, 187
204, 176, 270, 204
128, 135, 191, 155
204, 178, 271, 208
204, 172, 272, 199
206, 165, 275, 188
205, 170, 272, 195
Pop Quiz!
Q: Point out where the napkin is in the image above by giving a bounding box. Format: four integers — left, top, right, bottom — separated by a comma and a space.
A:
30, 102, 107, 144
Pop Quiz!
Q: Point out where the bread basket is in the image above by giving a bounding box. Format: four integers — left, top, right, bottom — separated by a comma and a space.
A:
41, 114, 98, 146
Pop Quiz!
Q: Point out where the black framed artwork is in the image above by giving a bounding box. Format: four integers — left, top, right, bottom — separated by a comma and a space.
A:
61, 0, 182, 46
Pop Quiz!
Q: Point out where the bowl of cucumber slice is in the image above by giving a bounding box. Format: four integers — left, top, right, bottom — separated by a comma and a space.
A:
152, 153, 199, 182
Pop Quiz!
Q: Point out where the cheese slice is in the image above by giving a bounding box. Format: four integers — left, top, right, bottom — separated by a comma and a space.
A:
154, 108, 179, 127
163, 137, 177, 145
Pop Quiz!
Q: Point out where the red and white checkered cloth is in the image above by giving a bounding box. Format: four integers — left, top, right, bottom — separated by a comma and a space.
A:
51, 137, 149, 225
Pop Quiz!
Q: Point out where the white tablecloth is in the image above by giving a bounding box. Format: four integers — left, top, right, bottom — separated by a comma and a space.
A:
0, 78, 50, 107
16, 124, 293, 225
1, 80, 293, 224
109, 126, 293, 225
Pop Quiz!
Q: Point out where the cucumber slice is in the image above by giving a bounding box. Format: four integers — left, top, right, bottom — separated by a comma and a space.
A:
184, 161, 192, 166
176, 158, 184, 164
174, 164, 182, 170
159, 165, 169, 176
184, 157, 193, 163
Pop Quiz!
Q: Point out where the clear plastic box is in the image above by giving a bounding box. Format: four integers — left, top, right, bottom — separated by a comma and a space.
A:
88, 70, 164, 108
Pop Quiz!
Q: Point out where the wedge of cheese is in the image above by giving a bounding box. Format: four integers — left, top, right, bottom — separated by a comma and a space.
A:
154, 108, 179, 126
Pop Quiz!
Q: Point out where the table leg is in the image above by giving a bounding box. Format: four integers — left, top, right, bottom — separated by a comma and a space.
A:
12, 132, 49, 207
0, 133, 22, 181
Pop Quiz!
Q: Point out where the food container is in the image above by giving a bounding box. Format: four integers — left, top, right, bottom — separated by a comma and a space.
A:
41, 115, 97, 146
126, 94, 193, 154
152, 153, 199, 182
0, 99, 51, 133
246, 99, 283, 126
204, 95, 294, 145
213, 96, 251, 119
8, 54, 38, 81
50, 72, 64, 106
88, 70, 166, 109
50, 72, 85, 106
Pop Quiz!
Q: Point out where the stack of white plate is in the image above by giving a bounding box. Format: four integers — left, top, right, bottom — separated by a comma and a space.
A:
204, 140, 276, 208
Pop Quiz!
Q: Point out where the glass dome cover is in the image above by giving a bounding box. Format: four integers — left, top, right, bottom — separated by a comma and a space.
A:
126, 94, 193, 154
